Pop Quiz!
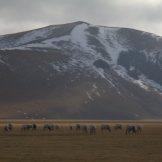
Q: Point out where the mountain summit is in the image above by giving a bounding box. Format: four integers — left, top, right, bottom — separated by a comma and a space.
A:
0, 21, 162, 119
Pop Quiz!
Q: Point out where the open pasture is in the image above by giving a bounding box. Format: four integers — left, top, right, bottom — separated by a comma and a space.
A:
0, 120, 161, 162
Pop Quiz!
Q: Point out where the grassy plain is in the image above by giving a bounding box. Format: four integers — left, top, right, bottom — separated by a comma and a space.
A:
0, 120, 161, 162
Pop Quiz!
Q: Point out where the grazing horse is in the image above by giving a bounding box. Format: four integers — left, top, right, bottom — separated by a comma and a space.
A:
136, 125, 142, 134
43, 124, 55, 131
125, 125, 136, 135
21, 124, 37, 131
126, 125, 142, 135
81, 125, 88, 134
4, 123, 13, 132
74, 124, 88, 134
32, 124, 37, 130
89, 125, 96, 135
101, 124, 111, 133
76, 124, 81, 131
21, 124, 32, 131
69, 126, 74, 131
114, 124, 122, 130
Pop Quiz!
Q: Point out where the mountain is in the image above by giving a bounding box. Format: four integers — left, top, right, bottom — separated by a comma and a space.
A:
0, 21, 162, 119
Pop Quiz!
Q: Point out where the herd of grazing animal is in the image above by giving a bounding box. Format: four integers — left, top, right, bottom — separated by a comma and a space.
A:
21, 124, 37, 131
3, 123, 142, 135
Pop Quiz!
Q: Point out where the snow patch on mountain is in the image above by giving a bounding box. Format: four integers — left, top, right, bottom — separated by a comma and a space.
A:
16, 26, 55, 46
139, 75, 162, 93
25, 42, 60, 50
25, 35, 70, 49
44, 35, 70, 43
0, 46, 27, 51
115, 65, 162, 93
133, 80, 148, 90
129, 66, 135, 71
0, 56, 5, 64
114, 65, 130, 79
86, 92, 94, 101
71, 23, 87, 47
98, 27, 127, 64
70, 23, 94, 53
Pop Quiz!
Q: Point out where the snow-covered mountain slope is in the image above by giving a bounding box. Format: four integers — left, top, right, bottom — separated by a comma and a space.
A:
0, 21, 162, 119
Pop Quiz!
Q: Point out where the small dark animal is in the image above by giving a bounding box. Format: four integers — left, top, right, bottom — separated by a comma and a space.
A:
4, 123, 13, 132
76, 124, 81, 131
125, 125, 136, 135
101, 124, 111, 132
69, 126, 73, 131
21, 124, 37, 131
43, 124, 55, 131
135, 125, 142, 134
82, 125, 88, 134
125, 125, 142, 135
32, 124, 37, 130
89, 125, 96, 135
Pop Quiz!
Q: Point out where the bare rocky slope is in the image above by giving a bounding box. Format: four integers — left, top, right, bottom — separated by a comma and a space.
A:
0, 21, 162, 119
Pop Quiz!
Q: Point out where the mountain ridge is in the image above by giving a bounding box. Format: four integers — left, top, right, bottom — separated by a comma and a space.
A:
0, 21, 162, 119
1, 21, 161, 38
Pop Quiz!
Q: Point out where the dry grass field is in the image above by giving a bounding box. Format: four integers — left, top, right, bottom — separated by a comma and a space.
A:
0, 120, 161, 162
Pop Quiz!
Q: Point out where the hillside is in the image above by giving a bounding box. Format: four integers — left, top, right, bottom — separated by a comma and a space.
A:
0, 21, 162, 119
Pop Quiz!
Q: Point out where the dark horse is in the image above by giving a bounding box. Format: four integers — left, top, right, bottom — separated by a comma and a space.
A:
76, 124, 81, 131
101, 124, 111, 133
126, 126, 136, 135
135, 125, 142, 134
126, 125, 142, 135
82, 125, 88, 134
75, 124, 88, 134
21, 124, 37, 131
43, 124, 55, 131
89, 125, 96, 135
4, 123, 13, 132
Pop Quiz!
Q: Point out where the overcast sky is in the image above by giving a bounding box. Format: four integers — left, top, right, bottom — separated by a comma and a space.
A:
0, 0, 162, 35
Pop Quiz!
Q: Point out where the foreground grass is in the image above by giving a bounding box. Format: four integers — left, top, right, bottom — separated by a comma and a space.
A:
0, 121, 161, 162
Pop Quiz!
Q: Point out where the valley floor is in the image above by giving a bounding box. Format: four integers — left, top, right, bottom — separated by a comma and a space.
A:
0, 120, 161, 162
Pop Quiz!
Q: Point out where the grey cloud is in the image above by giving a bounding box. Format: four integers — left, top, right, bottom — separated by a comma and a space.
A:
0, 0, 162, 35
